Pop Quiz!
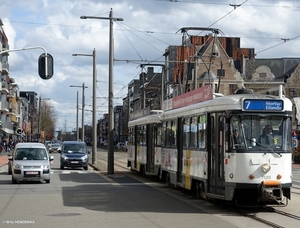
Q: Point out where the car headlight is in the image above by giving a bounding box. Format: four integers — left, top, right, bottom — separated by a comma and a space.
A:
43, 164, 50, 169
81, 154, 88, 160
61, 154, 68, 160
14, 163, 22, 169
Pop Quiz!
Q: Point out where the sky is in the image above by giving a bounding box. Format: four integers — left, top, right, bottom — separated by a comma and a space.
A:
1, 0, 300, 132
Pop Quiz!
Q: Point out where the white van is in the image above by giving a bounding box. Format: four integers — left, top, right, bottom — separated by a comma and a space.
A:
8, 143, 54, 184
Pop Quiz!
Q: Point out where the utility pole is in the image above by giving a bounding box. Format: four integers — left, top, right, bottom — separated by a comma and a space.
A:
70, 83, 88, 141
72, 49, 97, 164
80, 9, 124, 174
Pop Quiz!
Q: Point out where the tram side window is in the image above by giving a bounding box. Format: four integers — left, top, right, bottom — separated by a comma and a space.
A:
190, 116, 197, 149
136, 126, 141, 146
166, 120, 176, 147
141, 126, 146, 146
171, 120, 177, 147
161, 122, 166, 147
156, 125, 162, 146
128, 127, 134, 145
183, 118, 190, 148
198, 114, 206, 149
166, 121, 172, 147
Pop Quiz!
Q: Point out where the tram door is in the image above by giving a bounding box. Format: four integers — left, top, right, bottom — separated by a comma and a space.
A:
207, 113, 226, 196
177, 118, 183, 183
133, 126, 138, 170
146, 124, 154, 173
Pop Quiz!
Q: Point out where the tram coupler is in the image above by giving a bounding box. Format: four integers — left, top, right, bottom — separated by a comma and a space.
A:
260, 180, 286, 205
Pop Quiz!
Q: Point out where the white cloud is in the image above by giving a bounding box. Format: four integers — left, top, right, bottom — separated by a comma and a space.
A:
1, 0, 300, 131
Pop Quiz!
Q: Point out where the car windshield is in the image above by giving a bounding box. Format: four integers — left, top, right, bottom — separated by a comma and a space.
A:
62, 144, 86, 154
15, 148, 48, 160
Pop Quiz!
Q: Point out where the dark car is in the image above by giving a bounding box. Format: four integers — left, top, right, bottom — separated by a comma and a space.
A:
58, 141, 90, 170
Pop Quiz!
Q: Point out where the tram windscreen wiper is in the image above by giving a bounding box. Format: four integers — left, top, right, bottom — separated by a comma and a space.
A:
247, 137, 282, 157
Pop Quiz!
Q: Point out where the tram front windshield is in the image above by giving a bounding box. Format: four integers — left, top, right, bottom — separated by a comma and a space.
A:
230, 115, 292, 152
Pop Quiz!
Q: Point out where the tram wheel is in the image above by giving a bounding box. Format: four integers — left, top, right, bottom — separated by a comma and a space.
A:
165, 173, 171, 186
199, 182, 206, 200
142, 166, 146, 176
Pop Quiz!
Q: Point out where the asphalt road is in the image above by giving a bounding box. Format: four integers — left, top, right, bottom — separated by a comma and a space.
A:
0, 151, 300, 228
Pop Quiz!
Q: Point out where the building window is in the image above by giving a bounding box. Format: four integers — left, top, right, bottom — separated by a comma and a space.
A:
217, 69, 225, 77
229, 84, 238, 94
289, 89, 297, 98
259, 73, 267, 78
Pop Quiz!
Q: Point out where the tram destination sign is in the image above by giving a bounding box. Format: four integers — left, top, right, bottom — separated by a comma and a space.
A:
243, 99, 283, 111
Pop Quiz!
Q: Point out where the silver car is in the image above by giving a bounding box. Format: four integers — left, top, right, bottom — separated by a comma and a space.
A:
49, 142, 61, 153
8, 143, 54, 184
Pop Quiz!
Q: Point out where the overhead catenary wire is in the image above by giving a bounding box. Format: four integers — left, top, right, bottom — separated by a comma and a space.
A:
116, 22, 165, 55
256, 34, 300, 55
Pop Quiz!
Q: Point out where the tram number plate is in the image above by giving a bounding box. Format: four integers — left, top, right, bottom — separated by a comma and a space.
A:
262, 175, 271, 179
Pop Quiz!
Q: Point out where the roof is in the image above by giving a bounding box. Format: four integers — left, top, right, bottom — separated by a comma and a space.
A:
245, 58, 300, 81
62, 141, 87, 145
198, 71, 218, 80
15, 142, 46, 148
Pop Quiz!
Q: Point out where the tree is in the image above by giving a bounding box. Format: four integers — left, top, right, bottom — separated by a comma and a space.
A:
39, 100, 57, 140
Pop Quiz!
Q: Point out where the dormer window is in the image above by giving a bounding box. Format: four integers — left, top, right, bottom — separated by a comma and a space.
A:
259, 72, 267, 78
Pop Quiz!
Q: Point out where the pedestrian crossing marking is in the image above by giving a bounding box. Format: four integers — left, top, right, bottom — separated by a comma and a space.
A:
50, 170, 96, 174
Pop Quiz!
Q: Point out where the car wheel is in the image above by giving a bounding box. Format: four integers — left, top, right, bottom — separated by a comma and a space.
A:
60, 164, 64, 170
83, 166, 88, 170
12, 176, 17, 184
45, 179, 50, 183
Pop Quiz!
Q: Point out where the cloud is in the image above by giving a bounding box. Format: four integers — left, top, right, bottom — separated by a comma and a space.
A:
1, 0, 300, 131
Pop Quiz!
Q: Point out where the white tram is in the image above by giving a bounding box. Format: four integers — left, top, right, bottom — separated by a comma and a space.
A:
127, 86, 292, 206
127, 110, 163, 176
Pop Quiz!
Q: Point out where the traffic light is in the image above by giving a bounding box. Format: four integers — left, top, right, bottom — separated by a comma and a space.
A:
38, 53, 54, 80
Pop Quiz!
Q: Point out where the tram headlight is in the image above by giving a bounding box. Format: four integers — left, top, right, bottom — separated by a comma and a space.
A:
262, 163, 271, 173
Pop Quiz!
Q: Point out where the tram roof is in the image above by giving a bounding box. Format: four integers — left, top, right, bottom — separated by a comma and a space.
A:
162, 93, 292, 119
128, 112, 162, 127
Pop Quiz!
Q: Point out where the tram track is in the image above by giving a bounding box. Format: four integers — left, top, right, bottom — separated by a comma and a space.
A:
94, 151, 300, 227
234, 205, 300, 228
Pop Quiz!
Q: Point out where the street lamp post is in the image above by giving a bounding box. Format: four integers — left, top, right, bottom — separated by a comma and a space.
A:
80, 9, 123, 174
70, 83, 88, 142
38, 96, 50, 143
72, 49, 97, 164
76, 91, 79, 141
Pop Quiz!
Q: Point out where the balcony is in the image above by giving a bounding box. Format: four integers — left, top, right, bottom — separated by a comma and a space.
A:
1, 107, 9, 114
1, 46, 9, 56
1, 84, 9, 94
2, 62, 9, 74
7, 92, 14, 99
7, 107, 16, 116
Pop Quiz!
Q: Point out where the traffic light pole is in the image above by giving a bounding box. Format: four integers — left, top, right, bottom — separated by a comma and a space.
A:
0, 46, 52, 80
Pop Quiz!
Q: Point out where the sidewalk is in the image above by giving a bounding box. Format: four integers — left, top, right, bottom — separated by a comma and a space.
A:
0, 153, 9, 167
88, 148, 128, 173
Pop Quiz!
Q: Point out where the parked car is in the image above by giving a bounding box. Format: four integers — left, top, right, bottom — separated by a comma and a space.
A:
8, 142, 54, 184
49, 142, 61, 153
58, 141, 90, 170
